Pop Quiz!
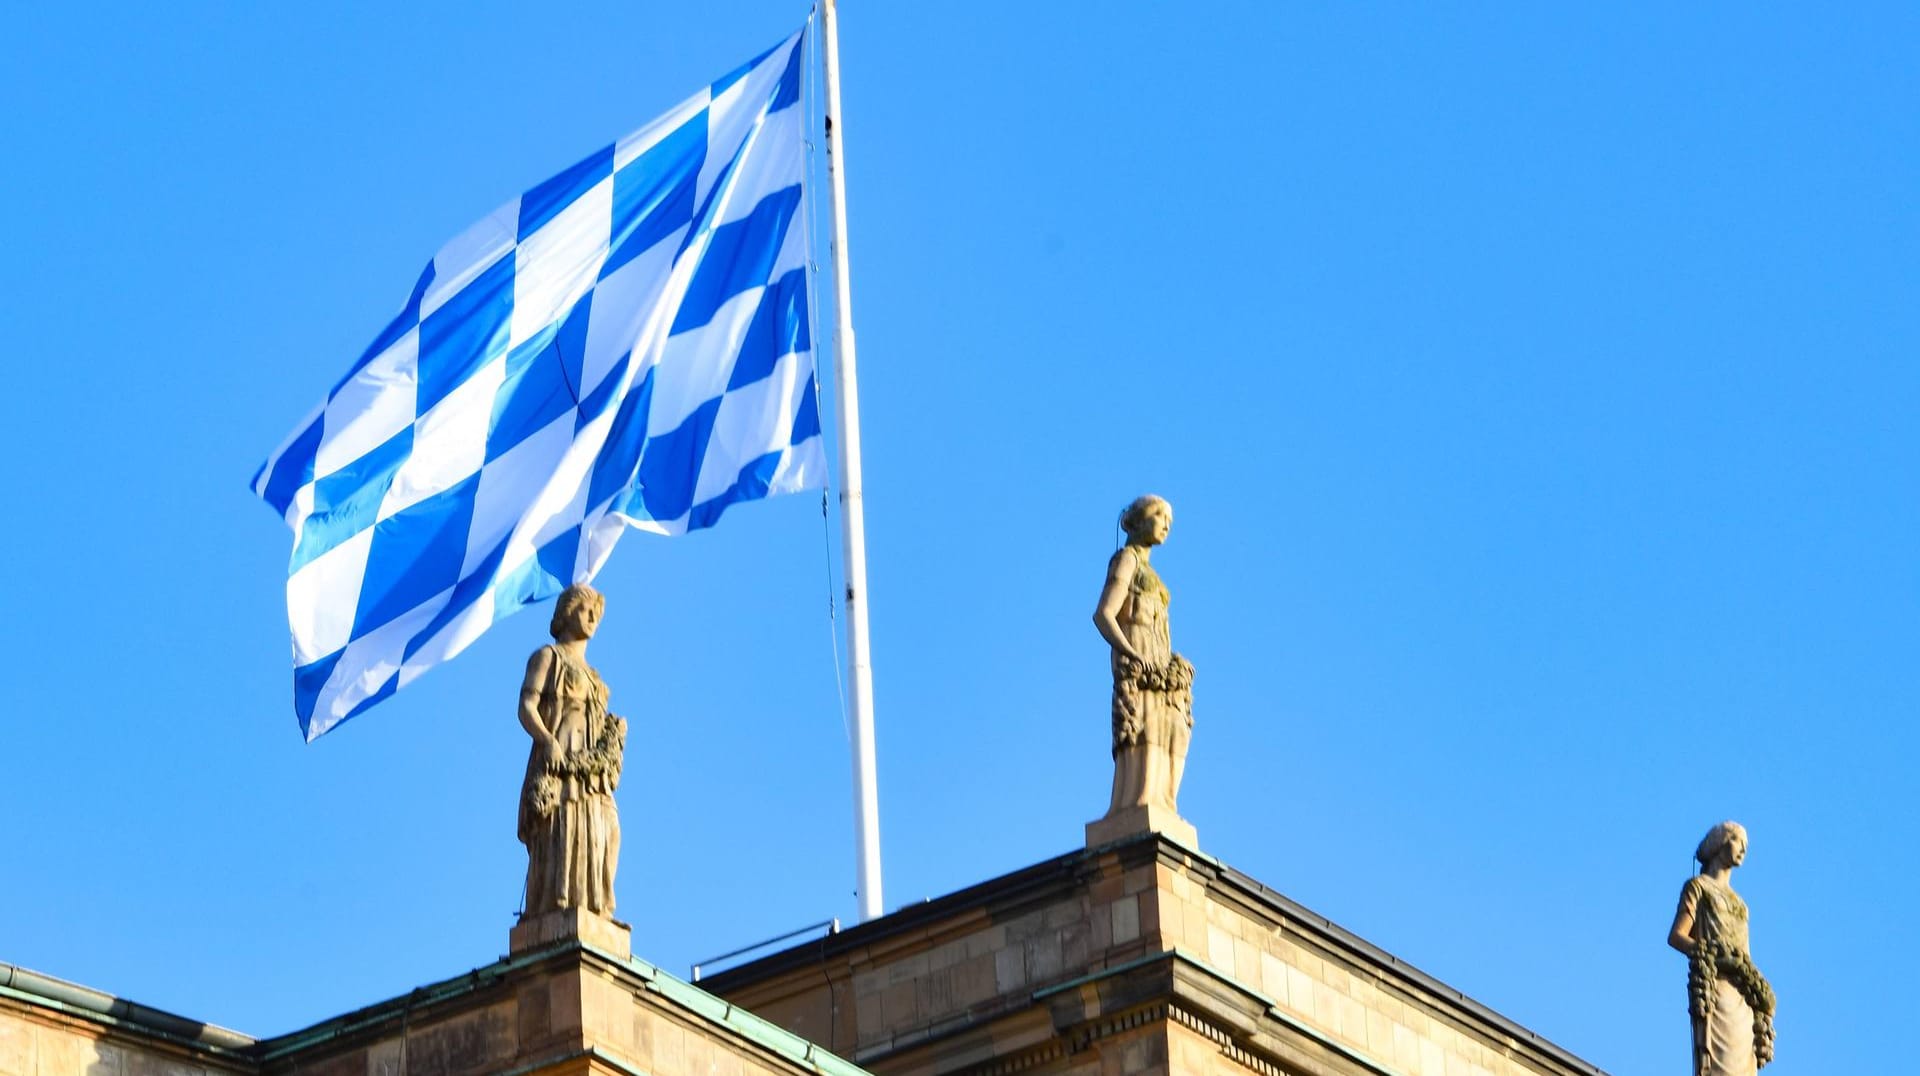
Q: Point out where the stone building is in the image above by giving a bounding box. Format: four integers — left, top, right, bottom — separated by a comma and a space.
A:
0, 825, 1606, 1076
0, 934, 863, 1076
700, 830, 1600, 1076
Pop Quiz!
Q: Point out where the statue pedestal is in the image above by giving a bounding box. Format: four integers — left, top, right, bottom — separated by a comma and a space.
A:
509, 908, 632, 959
1086, 803, 1198, 852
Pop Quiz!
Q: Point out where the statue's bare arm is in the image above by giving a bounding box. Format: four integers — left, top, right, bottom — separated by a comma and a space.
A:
520, 648, 560, 756
1093, 551, 1145, 663
1667, 885, 1697, 954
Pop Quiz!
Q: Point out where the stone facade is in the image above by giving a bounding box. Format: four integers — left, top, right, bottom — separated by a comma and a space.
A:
1, 833, 1608, 1076
1, 943, 869, 1076
700, 833, 1606, 1076
1, 963, 252, 1076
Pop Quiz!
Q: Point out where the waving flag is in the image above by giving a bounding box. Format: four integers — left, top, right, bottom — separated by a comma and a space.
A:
251, 30, 821, 740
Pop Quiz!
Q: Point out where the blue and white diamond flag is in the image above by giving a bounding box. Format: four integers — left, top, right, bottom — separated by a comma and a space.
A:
251, 30, 822, 740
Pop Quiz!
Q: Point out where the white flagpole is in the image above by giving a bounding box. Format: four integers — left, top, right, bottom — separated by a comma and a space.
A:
819, 0, 884, 922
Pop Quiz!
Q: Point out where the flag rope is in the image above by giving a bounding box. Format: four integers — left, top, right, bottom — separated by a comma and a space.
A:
802, 8, 853, 746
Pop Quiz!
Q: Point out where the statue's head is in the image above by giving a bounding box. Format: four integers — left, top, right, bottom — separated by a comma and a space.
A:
1694, 821, 1748, 871
1120, 495, 1173, 546
549, 584, 606, 642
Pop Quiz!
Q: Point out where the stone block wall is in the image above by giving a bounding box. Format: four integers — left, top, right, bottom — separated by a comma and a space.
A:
702, 834, 1605, 1076
250, 947, 865, 1076
1146, 854, 1584, 1076
1, 945, 871, 1076
0, 995, 250, 1076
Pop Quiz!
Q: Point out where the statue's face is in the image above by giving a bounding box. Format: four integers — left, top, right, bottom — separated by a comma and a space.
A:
563, 600, 601, 641
1133, 501, 1173, 546
1726, 834, 1746, 868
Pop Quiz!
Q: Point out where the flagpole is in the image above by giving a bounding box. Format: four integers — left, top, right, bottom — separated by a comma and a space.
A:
819, 0, 884, 923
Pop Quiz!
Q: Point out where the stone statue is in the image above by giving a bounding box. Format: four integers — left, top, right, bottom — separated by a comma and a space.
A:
518, 584, 627, 919
1667, 821, 1775, 1075
1092, 495, 1195, 818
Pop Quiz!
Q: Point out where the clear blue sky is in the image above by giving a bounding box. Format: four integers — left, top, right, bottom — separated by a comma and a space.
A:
1, 3, 1912, 1072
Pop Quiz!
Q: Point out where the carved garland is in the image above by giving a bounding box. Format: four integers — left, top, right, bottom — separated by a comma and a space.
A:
1119, 653, 1195, 695
1689, 937, 1775, 1068
528, 718, 627, 819
1110, 654, 1196, 750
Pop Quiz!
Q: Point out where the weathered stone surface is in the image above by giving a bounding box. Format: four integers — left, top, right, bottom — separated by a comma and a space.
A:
508, 908, 632, 960
701, 833, 1608, 1076
403, 1002, 516, 1076
1087, 803, 1197, 852
0, 1017, 34, 1076
0, 1002, 248, 1076
1, 942, 868, 1076
365, 1041, 402, 1076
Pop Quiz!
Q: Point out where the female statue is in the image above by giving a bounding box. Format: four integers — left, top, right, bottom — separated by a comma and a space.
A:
1092, 495, 1195, 815
1667, 821, 1775, 1074
518, 584, 627, 918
